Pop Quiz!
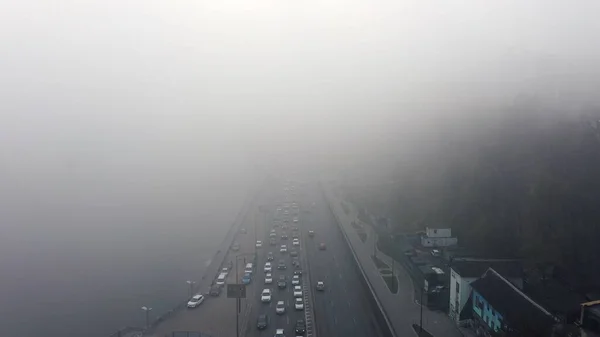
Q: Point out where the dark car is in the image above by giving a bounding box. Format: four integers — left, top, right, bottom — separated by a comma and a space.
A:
295, 319, 306, 334
290, 250, 298, 257
278, 259, 286, 270
308, 231, 315, 237
281, 234, 288, 240
267, 252, 274, 261
270, 238, 277, 246
257, 314, 269, 330
319, 243, 326, 250
210, 285, 222, 296
277, 275, 287, 289
294, 270, 302, 276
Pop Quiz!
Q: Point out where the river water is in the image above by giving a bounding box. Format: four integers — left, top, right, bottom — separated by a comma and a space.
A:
0, 169, 256, 337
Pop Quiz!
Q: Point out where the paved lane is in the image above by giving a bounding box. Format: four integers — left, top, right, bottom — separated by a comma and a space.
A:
245, 186, 313, 337
301, 181, 383, 337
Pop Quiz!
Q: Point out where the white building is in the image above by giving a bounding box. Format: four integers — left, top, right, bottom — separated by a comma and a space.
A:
448, 260, 523, 322
426, 227, 452, 238
421, 227, 457, 247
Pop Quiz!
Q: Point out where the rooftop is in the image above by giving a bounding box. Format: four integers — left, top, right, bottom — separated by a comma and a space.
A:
451, 260, 522, 279
525, 279, 587, 322
471, 268, 557, 336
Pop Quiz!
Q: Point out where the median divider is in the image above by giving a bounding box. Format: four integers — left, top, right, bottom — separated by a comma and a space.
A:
318, 180, 397, 337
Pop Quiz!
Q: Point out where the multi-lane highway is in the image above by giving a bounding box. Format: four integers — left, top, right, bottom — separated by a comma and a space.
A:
146, 177, 385, 337
243, 178, 384, 337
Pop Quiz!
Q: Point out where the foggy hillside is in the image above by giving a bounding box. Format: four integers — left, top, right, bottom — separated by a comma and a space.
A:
343, 100, 600, 288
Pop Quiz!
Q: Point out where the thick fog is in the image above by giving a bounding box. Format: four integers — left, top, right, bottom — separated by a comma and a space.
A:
1, 0, 599, 336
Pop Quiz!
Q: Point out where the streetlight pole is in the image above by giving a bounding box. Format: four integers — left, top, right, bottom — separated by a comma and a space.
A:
254, 212, 258, 253
234, 252, 253, 337
186, 280, 196, 298
391, 258, 394, 290
420, 287, 424, 333
141, 306, 152, 329
373, 232, 377, 258
236, 257, 239, 337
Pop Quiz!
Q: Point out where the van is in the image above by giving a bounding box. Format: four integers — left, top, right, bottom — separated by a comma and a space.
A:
245, 263, 253, 275
216, 272, 227, 286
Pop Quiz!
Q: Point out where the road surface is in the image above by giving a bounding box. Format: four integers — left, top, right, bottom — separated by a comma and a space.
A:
144, 178, 386, 337
302, 181, 383, 337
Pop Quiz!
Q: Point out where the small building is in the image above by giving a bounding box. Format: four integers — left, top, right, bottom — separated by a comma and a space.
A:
426, 227, 452, 238
468, 268, 557, 337
419, 264, 449, 309
449, 260, 523, 323
421, 227, 457, 247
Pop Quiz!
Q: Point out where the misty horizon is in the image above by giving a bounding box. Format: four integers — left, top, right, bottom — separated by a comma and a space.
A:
1, 0, 600, 336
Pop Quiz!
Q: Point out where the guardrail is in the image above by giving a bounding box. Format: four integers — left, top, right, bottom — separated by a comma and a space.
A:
318, 180, 397, 337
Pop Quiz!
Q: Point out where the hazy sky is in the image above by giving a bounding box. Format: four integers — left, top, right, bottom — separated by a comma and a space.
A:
2, 0, 600, 235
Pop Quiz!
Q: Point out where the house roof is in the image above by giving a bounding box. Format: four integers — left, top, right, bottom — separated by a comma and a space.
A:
470, 268, 556, 336
451, 260, 523, 279
525, 280, 587, 320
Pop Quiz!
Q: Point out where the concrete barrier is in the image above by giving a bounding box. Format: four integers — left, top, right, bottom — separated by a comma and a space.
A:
318, 180, 397, 337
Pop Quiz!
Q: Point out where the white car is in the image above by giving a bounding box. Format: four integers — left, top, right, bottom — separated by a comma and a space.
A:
292, 275, 300, 285
292, 240, 300, 247
295, 297, 304, 310
221, 267, 229, 275
280, 245, 287, 253
293, 217, 298, 223
264, 262, 272, 273
293, 286, 302, 297
265, 273, 273, 284
256, 240, 263, 248
275, 328, 285, 337
275, 301, 286, 314
261, 289, 272, 303
187, 294, 205, 308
